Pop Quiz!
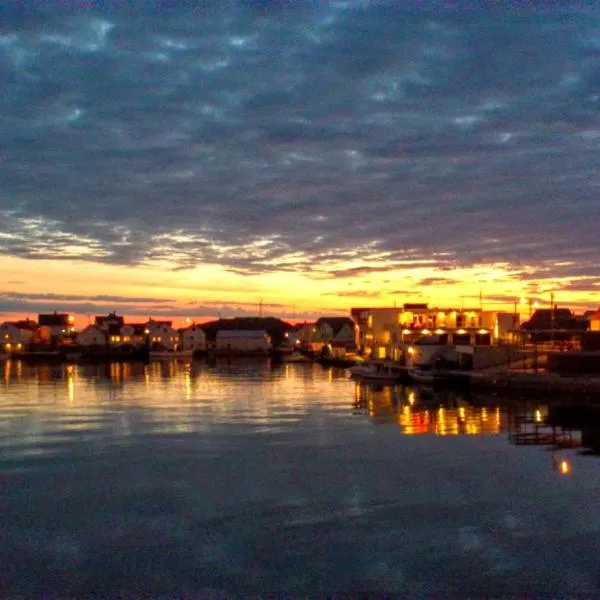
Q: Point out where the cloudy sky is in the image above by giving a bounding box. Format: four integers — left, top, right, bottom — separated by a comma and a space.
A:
1, 0, 599, 324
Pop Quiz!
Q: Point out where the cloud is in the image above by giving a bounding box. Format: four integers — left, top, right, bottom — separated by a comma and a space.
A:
415, 277, 459, 287
321, 290, 382, 298
0, 1, 599, 286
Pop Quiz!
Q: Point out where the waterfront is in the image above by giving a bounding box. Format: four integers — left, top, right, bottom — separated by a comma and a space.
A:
1, 359, 599, 598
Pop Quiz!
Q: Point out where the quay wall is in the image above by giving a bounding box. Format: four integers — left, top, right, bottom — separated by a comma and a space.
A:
548, 351, 600, 375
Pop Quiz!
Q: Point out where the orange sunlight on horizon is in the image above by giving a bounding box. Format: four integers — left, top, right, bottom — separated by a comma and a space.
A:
0, 255, 598, 328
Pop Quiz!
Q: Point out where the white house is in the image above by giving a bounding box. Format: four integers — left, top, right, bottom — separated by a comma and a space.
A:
0, 320, 37, 353
77, 325, 106, 347
146, 320, 180, 351
314, 317, 357, 349
180, 325, 206, 352
215, 330, 271, 354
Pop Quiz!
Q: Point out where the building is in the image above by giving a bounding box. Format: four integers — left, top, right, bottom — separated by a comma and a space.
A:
215, 330, 271, 354
180, 324, 206, 352
313, 317, 357, 349
95, 312, 125, 331
351, 304, 520, 360
0, 319, 38, 353
37, 312, 74, 343
145, 319, 180, 351
586, 308, 600, 332
76, 325, 106, 347
120, 324, 148, 347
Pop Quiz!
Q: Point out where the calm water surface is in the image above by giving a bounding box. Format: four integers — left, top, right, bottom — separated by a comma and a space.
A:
1, 359, 599, 598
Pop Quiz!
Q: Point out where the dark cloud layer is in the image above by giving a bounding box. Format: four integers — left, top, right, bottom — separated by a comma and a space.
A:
1, 1, 599, 281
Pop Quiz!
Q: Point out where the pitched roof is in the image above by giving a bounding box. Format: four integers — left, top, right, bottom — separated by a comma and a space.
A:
14, 319, 38, 331
95, 313, 125, 327
315, 317, 355, 335
38, 313, 69, 326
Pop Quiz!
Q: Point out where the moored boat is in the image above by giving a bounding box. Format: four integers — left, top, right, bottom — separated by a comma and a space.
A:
349, 360, 403, 382
282, 351, 311, 363
408, 367, 438, 385
149, 349, 194, 360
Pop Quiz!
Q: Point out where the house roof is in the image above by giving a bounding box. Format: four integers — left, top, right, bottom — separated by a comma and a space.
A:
146, 320, 173, 327
5, 320, 39, 331
180, 325, 205, 333
38, 313, 69, 326
95, 313, 125, 327
315, 317, 355, 334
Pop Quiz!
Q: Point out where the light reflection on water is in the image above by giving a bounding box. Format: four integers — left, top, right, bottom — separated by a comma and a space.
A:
1, 359, 600, 598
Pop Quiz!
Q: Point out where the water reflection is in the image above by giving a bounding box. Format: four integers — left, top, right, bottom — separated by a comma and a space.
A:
2, 360, 600, 598
354, 381, 505, 436
353, 379, 600, 471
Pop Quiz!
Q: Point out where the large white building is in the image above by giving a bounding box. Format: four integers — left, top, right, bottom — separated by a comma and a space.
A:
215, 330, 271, 354
351, 304, 520, 360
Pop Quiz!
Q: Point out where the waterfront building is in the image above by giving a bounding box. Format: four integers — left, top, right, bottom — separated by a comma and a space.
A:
180, 324, 206, 352
0, 319, 38, 354
37, 312, 75, 343
145, 319, 180, 351
95, 312, 125, 330
351, 304, 520, 360
284, 323, 310, 349
76, 325, 106, 347
313, 317, 357, 350
587, 308, 600, 331
119, 324, 148, 346
215, 330, 271, 354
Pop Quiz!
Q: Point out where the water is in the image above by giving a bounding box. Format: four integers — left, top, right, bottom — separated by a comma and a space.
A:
1, 359, 599, 598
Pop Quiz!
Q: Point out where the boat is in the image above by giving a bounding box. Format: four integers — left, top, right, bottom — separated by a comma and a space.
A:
408, 367, 438, 385
149, 349, 195, 360
282, 351, 311, 363
349, 360, 403, 382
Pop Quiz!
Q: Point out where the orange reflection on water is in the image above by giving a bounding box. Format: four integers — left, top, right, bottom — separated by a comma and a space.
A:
355, 382, 505, 436
559, 459, 571, 475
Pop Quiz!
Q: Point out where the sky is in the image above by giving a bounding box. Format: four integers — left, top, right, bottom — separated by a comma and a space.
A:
1, 0, 600, 327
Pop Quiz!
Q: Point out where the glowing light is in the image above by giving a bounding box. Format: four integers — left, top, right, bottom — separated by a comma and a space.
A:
402, 329, 411, 335
559, 460, 571, 475
407, 346, 415, 355
478, 329, 488, 334
457, 329, 466, 334
435, 329, 444, 334
422, 329, 430, 335
68, 314, 75, 323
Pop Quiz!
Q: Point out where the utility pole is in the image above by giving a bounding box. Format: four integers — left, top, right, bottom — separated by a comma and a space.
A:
259, 298, 263, 318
